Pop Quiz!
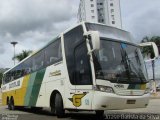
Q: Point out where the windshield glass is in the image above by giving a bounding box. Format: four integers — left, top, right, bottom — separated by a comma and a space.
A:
93, 39, 148, 84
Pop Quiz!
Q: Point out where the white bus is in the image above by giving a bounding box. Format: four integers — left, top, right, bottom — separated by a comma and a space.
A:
1, 22, 150, 117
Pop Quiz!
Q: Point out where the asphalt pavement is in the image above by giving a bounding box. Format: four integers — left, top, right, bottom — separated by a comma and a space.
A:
0, 99, 160, 120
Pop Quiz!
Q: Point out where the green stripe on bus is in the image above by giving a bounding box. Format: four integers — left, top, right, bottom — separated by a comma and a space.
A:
24, 72, 37, 106
28, 68, 46, 106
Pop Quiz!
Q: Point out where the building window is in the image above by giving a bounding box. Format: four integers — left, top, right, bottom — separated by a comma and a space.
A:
90, 0, 93, 1
112, 21, 115, 24
92, 16, 95, 19
110, 3, 114, 6
100, 8, 103, 11
91, 4, 94, 7
99, 14, 103, 17
111, 9, 114, 13
111, 15, 115, 20
98, 19, 104, 23
100, 3, 103, 5
91, 10, 94, 13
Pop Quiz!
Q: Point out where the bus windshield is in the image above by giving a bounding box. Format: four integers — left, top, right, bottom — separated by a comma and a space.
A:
93, 39, 148, 84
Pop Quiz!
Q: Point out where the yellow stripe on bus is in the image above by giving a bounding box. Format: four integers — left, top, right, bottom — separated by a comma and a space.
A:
2, 75, 30, 106
17, 75, 30, 106
140, 84, 146, 90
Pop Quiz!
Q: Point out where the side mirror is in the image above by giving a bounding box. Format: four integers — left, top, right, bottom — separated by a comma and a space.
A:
84, 31, 100, 52
139, 42, 159, 60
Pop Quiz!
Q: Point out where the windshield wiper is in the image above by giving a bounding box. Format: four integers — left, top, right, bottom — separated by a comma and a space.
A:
117, 49, 131, 83
123, 49, 145, 83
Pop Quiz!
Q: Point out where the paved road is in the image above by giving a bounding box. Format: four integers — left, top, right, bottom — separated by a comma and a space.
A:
0, 99, 160, 120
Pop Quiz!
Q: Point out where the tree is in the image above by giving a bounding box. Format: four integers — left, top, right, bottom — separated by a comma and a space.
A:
13, 50, 33, 62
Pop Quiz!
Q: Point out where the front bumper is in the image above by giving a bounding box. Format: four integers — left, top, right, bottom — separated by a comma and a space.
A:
92, 91, 150, 110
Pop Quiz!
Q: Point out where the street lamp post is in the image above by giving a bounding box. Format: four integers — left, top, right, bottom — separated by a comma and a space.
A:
10, 41, 18, 65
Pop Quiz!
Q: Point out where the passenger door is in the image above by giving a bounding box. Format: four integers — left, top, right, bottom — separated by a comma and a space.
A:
74, 42, 93, 110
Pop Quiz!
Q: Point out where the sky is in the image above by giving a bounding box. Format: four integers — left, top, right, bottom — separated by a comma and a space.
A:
0, 0, 160, 68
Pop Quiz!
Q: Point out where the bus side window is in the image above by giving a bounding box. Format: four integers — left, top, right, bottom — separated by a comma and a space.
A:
74, 42, 92, 85
32, 50, 45, 72
3, 74, 6, 84
2, 75, 5, 84
5, 72, 11, 83
45, 39, 62, 66
23, 58, 32, 75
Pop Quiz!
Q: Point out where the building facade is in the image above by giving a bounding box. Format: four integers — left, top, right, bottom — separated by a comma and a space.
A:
78, 0, 122, 29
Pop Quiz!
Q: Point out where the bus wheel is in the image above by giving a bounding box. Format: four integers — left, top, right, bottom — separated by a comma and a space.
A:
7, 98, 10, 110
8, 98, 15, 110
55, 93, 65, 118
31, 107, 43, 111
7, 102, 11, 110
95, 110, 105, 118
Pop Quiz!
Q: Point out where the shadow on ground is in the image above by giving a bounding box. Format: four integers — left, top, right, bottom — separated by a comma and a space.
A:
5, 107, 149, 120
12, 107, 106, 120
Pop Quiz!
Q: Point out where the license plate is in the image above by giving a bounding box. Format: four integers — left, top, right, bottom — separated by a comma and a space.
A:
127, 100, 136, 104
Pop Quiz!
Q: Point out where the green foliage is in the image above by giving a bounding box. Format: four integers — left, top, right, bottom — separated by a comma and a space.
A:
13, 50, 32, 62
141, 46, 154, 59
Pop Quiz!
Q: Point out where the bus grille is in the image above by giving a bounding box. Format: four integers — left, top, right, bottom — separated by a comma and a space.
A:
115, 90, 145, 96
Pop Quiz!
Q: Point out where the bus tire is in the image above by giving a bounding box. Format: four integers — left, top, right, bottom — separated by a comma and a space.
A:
95, 110, 104, 118
55, 93, 65, 118
7, 97, 10, 110
31, 107, 43, 111
51, 100, 56, 115
8, 98, 15, 110
8, 102, 11, 110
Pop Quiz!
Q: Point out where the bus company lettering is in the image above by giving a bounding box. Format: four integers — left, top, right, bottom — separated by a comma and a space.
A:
49, 70, 61, 77
9, 80, 20, 89
114, 84, 124, 88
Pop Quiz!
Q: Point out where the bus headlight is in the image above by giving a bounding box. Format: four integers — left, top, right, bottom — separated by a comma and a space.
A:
94, 85, 115, 93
